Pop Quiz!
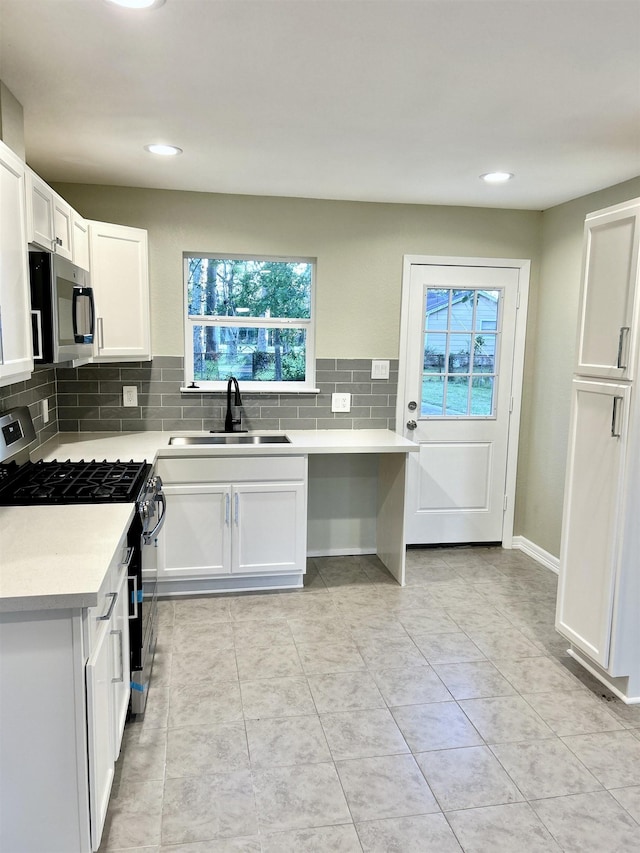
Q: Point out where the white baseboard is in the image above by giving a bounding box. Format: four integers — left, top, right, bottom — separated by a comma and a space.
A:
512, 536, 560, 575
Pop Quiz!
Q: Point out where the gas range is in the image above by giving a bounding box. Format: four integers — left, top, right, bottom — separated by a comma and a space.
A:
0, 458, 151, 505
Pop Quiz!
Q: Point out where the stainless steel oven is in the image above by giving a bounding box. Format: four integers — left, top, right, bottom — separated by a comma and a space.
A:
129, 473, 166, 714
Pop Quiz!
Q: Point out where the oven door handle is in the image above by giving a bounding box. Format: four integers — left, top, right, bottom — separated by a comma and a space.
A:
144, 491, 166, 544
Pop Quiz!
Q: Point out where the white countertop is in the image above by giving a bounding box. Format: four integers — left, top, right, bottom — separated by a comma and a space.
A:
2, 429, 416, 615
34, 428, 418, 464
0, 503, 134, 613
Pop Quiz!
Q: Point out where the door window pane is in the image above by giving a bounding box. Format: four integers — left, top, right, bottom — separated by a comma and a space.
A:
425, 289, 450, 329
449, 334, 472, 373
421, 376, 445, 415
424, 333, 447, 373
471, 376, 494, 415
445, 376, 470, 415
450, 290, 475, 331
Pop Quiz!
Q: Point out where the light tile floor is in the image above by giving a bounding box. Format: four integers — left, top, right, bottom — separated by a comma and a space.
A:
99, 547, 640, 852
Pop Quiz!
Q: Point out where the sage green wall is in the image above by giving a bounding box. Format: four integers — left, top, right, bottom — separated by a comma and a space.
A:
518, 177, 640, 558
52, 184, 541, 360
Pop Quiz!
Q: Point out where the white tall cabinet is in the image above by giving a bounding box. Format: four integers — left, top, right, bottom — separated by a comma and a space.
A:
556, 197, 640, 703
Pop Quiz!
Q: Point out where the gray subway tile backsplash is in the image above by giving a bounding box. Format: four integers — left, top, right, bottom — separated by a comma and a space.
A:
0, 358, 398, 438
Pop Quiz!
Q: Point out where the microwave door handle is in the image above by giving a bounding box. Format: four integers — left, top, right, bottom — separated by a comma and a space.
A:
72, 287, 81, 343
144, 491, 166, 543
87, 287, 95, 342
31, 310, 43, 360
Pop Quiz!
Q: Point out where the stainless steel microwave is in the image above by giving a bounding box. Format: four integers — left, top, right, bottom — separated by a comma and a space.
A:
29, 252, 95, 364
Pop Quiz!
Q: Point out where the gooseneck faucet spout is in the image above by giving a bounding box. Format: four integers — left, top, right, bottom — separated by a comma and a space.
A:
224, 376, 244, 432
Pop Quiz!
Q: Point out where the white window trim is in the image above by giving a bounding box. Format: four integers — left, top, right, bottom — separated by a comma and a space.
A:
183, 253, 317, 393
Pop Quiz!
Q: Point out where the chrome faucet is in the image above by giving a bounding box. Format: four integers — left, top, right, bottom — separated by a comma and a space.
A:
224, 376, 246, 433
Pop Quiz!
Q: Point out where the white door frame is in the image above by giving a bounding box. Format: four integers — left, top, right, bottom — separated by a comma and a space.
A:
397, 255, 531, 547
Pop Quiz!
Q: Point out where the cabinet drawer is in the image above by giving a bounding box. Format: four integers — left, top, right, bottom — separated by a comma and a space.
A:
157, 454, 306, 484
86, 534, 132, 653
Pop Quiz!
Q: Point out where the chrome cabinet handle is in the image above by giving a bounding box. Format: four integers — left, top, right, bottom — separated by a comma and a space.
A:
0, 307, 4, 364
225, 493, 230, 526
234, 492, 239, 526
406, 420, 417, 430
611, 396, 624, 438
111, 629, 124, 683
120, 546, 134, 569
98, 591, 118, 621
617, 327, 630, 370
97, 317, 104, 350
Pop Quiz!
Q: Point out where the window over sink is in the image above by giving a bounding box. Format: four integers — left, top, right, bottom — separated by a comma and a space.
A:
183, 254, 316, 392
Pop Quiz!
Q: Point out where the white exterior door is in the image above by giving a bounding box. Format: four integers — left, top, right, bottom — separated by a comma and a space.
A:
399, 257, 529, 545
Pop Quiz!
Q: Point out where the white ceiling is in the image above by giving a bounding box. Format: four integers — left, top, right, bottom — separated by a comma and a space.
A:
1, 0, 639, 210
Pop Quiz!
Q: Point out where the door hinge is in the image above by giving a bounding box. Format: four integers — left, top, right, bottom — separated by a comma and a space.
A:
509, 396, 514, 413
516, 289, 521, 309
503, 495, 508, 511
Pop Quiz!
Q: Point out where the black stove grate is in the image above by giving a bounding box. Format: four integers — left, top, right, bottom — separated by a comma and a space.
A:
0, 459, 151, 505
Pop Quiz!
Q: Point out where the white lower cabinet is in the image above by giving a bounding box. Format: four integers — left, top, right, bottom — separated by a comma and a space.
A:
0, 535, 131, 852
156, 455, 307, 592
86, 560, 131, 850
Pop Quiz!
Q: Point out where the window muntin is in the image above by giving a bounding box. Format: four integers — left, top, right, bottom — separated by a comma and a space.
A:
421, 287, 501, 417
184, 255, 315, 391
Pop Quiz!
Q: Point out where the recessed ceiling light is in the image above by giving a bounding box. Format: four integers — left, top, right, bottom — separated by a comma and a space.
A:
144, 144, 183, 156
480, 172, 514, 184
105, 0, 165, 9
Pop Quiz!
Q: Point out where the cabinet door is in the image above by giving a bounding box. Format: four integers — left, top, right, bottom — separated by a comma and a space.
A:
111, 567, 131, 760
232, 482, 306, 574
158, 484, 231, 577
89, 221, 151, 361
0, 141, 33, 387
72, 211, 90, 271
53, 193, 73, 260
576, 201, 640, 380
556, 380, 630, 668
86, 621, 114, 852
25, 168, 55, 250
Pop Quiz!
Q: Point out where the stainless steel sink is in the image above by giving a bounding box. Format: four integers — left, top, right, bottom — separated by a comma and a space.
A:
168, 434, 291, 446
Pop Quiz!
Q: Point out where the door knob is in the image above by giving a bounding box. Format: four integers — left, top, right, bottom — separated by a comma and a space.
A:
406, 420, 417, 430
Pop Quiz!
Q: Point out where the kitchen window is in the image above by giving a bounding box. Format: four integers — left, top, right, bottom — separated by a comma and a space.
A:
184, 254, 316, 392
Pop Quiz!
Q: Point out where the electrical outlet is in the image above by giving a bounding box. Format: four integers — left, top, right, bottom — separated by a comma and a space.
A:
122, 386, 138, 407
331, 392, 351, 413
371, 359, 390, 380
41, 398, 49, 424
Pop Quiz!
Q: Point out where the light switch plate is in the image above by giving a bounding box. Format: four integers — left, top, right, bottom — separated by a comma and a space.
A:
331, 392, 351, 412
371, 359, 390, 379
123, 386, 138, 407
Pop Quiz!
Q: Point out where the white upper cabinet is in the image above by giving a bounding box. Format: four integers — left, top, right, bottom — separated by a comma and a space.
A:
52, 192, 73, 261
88, 221, 151, 362
0, 141, 33, 387
72, 211, 90, 271
25, 168, 55, 250
576, 198, 640, 380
